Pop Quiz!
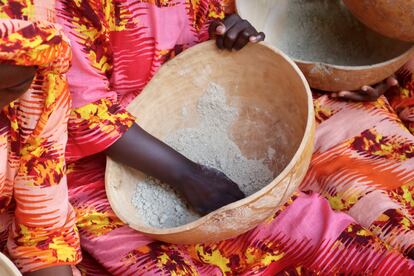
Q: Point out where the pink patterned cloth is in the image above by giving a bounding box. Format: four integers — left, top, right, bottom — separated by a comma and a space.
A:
57, 0, 414, 274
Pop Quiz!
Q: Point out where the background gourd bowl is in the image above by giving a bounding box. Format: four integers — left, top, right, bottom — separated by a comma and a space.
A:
106, 41, 315, 244
343, 0, 414, 43
236, 0, 414, 92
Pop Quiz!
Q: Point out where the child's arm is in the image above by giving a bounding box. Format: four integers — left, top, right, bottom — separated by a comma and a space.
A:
107, 124, 245, 215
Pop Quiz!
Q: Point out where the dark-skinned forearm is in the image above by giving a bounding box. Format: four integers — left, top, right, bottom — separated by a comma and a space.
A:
106, 123, 196, 187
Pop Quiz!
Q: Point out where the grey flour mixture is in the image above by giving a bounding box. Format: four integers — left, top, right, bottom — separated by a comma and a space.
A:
270, 0, 412, 66
132, 83, 275, 228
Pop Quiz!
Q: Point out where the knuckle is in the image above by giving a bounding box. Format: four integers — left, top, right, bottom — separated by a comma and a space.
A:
226, 33, 237, 40
242, 30, 251, 38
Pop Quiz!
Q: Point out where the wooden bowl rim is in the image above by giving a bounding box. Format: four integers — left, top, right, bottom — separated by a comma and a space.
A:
0, 253, 21, 276
235, 0, 414, 71
294, 46, 414, 70
105, 41, 314, 235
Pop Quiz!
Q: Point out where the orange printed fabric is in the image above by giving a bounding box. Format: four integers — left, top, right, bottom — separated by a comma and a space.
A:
0, 0, 81, 273
222, 0, 236, 14
302, 81, 414, 259
57, 0, 228, 161
386, 61, 414, 134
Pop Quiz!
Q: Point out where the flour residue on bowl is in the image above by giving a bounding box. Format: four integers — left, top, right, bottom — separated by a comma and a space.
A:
132, 83, 275, 228
268, 0, 412, 66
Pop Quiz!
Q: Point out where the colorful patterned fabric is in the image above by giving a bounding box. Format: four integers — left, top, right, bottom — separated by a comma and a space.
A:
57, 0, 414, 274
58, 0, 228, 162
301, 68, 414, 259
67, 159, 414, 275
301, 69, 414, 265
0, 0, 81, 273
387, 65, 414, 134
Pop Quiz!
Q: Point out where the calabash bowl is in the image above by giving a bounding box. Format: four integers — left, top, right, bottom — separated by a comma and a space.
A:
343, 0, 414, 42
105, 41, 315, 244
236, 0, 414, 91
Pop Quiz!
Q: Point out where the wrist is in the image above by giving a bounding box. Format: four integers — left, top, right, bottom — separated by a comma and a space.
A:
170, 161, 199, 190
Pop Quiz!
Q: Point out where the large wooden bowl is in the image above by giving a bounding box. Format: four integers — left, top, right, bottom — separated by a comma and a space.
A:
0, 253, 21, 276
105, 41, 315, 244
343, 0, 414, 42
236, 0, 414, 92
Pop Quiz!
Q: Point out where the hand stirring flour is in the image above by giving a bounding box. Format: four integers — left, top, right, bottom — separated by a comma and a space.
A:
132, 83, 275, 228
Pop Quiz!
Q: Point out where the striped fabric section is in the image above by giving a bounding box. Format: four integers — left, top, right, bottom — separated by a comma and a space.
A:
0, 0, 81, 273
